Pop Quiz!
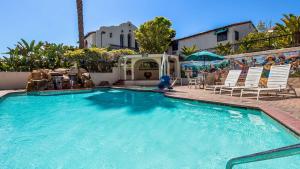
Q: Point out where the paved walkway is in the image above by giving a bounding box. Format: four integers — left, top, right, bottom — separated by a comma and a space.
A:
165, 86, 300, 135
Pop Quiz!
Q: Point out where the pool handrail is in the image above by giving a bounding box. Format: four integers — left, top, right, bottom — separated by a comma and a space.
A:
226, 143, 300, 169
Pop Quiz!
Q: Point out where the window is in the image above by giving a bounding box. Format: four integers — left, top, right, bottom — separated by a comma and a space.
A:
109, 33, 112, 38
235, 31, 239, 41
217, 31, 228, 42
171, 40, 178, 51
120, 34, 124, 47
127, 34, 132, 48
135, 41, 138, 49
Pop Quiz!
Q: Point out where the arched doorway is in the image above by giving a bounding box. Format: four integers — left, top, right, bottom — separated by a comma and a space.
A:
133, 59, 159, 80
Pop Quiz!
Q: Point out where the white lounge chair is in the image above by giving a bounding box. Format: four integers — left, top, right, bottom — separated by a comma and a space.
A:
240, 64, 291, 100
205, 70, 242, 94
220, 67, 263, 96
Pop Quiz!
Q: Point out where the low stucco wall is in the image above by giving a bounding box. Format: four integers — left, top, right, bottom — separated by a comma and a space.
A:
90, 73, 119, 85
90, 67, 119, 85
0, 72, 30, 90
0, 67, 120, 90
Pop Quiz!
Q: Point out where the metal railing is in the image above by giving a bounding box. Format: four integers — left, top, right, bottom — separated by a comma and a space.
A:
226, 143, 300, 169
232, 33, 300, 53
199, 32, 300, 55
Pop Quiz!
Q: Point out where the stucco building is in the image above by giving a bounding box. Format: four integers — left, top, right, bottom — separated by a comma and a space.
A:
84, 21, 138, 50
169, 21, 257, 55
84, 31, 96, 48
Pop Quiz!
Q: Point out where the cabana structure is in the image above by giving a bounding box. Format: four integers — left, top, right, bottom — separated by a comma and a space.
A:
118, 54, 180, 86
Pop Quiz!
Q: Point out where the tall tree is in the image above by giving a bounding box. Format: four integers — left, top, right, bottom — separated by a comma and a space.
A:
76, 0, 85, 49
238, 32, 270, 53
134, 17, 175, 53
275, 14, 300, 44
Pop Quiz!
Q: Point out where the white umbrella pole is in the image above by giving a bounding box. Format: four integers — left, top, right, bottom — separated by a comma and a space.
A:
161, 52, 167, 77
160, 53, 164, 77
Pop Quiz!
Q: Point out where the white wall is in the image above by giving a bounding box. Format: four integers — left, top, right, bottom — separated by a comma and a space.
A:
85, 33, 96, 48
175, 22, 256, 54
90, 67, 120, 85
95, 21, 137, 48
178, 32, 217, 52
227, 23, 256, 43
0, 72, 30, 90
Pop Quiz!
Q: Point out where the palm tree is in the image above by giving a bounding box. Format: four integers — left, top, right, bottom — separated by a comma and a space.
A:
215, 42, 232, 56
275, 14, 300, 44
181, 45, 199, 57
5, 39, 44, 70
76, 0, 85, 49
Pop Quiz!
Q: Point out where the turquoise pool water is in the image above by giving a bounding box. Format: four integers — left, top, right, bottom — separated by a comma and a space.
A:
0, 89, 299, 169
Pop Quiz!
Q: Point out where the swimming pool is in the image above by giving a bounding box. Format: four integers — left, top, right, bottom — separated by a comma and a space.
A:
0, 89, 299, 169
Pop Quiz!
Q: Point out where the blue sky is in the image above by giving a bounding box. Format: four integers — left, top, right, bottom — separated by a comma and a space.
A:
1, 0, 300, 53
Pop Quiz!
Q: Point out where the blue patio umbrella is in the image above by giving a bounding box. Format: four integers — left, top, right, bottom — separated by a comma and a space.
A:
182, 60, 228, 71
185, 51, 224, 70
185, 51, 224, 87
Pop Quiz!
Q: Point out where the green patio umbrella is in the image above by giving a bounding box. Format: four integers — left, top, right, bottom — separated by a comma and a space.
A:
185, 51, 224, 87
185, 51, 224, 69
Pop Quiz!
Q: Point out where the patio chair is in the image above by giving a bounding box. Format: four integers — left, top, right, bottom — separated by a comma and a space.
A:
187, 75, 198, 88
220, 67, 263, 96
187, 73, 203, 89
205, 70, 242, 94
240, 64, 291, 100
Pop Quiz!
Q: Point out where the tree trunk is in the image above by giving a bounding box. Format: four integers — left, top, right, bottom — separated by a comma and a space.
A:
76, 0, 85, 49
295, 32, 300, 45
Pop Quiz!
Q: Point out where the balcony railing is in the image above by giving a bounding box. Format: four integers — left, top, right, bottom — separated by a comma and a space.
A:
230, 32, 300, 53
180, 32, 300, 56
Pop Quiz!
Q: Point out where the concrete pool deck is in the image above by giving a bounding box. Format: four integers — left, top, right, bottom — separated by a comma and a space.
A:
165, 86, 300, 136
1, 87, 300, 136
0, 90, 25, 98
